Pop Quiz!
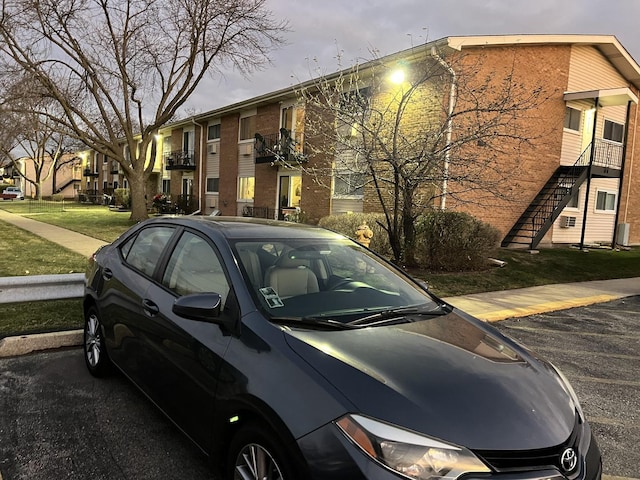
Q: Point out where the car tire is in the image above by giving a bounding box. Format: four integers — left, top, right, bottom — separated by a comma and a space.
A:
227, 424, 301, 480
84, 306, 111, 377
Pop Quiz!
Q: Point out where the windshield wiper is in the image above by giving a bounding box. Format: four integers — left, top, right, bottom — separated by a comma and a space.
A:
270, 316, 355, 330
347, 303, 451, 327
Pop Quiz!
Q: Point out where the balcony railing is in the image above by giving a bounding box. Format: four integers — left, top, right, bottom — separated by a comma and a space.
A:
254, 129, 307, 165
164, 150, 196, 170
83, 168, 99, 177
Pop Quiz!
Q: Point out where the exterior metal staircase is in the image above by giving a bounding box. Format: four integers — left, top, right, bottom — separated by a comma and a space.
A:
55, 178, 81, 194
501, 140, 623, 249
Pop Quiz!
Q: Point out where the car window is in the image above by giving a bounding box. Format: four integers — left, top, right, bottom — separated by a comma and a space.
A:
121, 226, 175, 277
234, 239, 435, 321
162, 231, 230, 306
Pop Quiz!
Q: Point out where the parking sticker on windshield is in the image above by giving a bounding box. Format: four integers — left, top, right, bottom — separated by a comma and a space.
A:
259, 287, 285, 308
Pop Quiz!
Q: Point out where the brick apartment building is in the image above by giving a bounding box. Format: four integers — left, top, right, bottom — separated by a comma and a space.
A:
79, 34, 640, 247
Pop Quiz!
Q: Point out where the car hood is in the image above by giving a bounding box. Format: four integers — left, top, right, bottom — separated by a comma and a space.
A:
284, 309, 577, 451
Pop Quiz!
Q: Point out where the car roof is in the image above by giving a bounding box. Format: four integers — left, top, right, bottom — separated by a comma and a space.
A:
141, 216, 347, 241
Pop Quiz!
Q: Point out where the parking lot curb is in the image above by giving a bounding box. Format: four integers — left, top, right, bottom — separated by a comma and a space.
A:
0, 330, 83, 358
455, 294, 621, 322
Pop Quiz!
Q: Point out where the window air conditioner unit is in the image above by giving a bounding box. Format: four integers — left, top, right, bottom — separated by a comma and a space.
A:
560, 216, 576, 228
240, 143, 253, 156
207, 143, 217, 154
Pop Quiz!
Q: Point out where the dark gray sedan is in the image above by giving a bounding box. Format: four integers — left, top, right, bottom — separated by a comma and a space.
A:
83, 216, 601, 480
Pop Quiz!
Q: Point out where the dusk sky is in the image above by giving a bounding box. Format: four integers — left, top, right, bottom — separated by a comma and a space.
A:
184, 0, 640, 114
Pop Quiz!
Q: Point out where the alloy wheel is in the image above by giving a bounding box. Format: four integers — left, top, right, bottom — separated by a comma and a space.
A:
234, 443, 284, 480
85, 313, 102, 368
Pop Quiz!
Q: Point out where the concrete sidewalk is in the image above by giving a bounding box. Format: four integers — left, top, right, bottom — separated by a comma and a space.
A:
445, 277, 640, 321
1, 207, 639, 357
0, 208, 108, 258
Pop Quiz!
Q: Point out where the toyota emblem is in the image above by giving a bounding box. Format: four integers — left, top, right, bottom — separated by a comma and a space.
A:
560, 447, 578, 472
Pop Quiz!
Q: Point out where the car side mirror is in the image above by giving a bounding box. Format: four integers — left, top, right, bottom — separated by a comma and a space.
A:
173, 293, 222, 322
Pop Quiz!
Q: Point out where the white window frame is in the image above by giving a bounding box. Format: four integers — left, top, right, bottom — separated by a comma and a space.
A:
603, 119, 624, 144
206, 177, 220, 194
207, 121, 221, 141
594, 189, 616, 213
332, 171, 365, 199
237, 176, 255, 201
239, 110, 257, 142
563, 106, 581, 132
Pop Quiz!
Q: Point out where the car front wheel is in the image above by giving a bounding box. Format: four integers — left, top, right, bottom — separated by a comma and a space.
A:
84, 306, 111, 377
228, 424, 301, 480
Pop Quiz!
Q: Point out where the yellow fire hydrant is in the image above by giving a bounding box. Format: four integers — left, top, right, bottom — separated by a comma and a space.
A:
355, 223, 373, 248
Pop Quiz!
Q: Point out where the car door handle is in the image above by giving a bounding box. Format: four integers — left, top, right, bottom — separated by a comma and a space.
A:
142, 299, 160, 317
102, 268, 113, 280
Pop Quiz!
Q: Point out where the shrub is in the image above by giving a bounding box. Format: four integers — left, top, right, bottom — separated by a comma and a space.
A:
114, 188, 131, 209
416, 210, 500, 272
318, 212, 392, 257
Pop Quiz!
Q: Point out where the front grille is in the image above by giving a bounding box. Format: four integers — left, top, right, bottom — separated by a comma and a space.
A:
474, 412, 582, 476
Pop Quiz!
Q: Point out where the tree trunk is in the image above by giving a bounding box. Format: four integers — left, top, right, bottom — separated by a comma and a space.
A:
128, 170, 149, 222
402, 191, 417, 267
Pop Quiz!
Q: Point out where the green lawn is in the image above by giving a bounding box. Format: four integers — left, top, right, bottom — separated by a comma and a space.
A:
0, 201, 135, 243
1, 200, 639, 336
420, 247, 640, 297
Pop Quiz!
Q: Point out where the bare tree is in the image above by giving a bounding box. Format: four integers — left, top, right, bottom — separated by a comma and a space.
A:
0, 0, 288, 220
298, 46, 554, 265
0, 103, 79, 199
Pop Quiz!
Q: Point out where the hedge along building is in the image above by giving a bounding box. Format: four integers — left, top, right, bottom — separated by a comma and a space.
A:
96, 34, 640, 247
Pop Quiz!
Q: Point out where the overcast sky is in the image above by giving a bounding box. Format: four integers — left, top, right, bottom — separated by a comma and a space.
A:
184, 0, 640, 113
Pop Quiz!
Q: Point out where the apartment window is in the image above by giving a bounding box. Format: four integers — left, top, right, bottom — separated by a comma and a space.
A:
162, 179, 170, 193
239, 116, 256, 141
595, 190, 616, 211
603, 120, 624, 143
333, 172, 365, 197
208, 124, 221, 141
564, 107, 581, 131
238, 177, 255, 200
566, 193, 579, 209
206, 177, 219, 193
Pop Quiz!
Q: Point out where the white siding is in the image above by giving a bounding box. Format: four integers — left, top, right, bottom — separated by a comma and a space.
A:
560, 99, 592, 166
238, 155, 255, 178
568, 46, 627, 92
205, 145, 220, 214
552, 178, 619, 244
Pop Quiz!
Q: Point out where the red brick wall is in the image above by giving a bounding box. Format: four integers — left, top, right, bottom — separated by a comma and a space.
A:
442, 45, 572, 237
219, 114, 239, 215
254, 104, 279, 213
619, 94, 640, 244
301, 103, 333, 223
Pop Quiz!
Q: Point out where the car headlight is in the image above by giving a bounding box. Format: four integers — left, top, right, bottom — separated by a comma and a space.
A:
336, 414, 490, 479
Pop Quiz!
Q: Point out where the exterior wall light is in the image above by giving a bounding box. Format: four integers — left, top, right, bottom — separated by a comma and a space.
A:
389, 69, 405, 84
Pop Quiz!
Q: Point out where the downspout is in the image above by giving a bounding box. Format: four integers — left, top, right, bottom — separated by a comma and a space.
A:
431, 47, 457, 210
579, 98, 599, 250
193, 118, 203, 215
623, 95, 638, 223
611, 100, 632, 247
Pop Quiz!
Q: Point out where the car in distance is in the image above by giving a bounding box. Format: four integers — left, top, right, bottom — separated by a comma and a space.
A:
83, 217, 602, 480
1, 186, 24, 200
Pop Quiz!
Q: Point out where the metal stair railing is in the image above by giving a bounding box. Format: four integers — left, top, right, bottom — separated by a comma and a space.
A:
501, 144, 591, 248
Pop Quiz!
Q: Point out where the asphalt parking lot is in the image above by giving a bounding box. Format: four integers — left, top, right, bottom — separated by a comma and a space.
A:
0, 296, 638, 480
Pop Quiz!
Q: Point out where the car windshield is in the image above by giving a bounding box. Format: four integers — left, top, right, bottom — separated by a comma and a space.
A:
233, 237, 437, 324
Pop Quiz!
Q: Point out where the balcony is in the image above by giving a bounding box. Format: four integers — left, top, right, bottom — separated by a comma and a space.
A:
109, 162, 121, 174
83, 168, 99, 177
164, 150, 196, 171
254, 129, 307, 166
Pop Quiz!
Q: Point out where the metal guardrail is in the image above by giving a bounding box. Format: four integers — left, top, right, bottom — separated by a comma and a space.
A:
0, 274, 84, 304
